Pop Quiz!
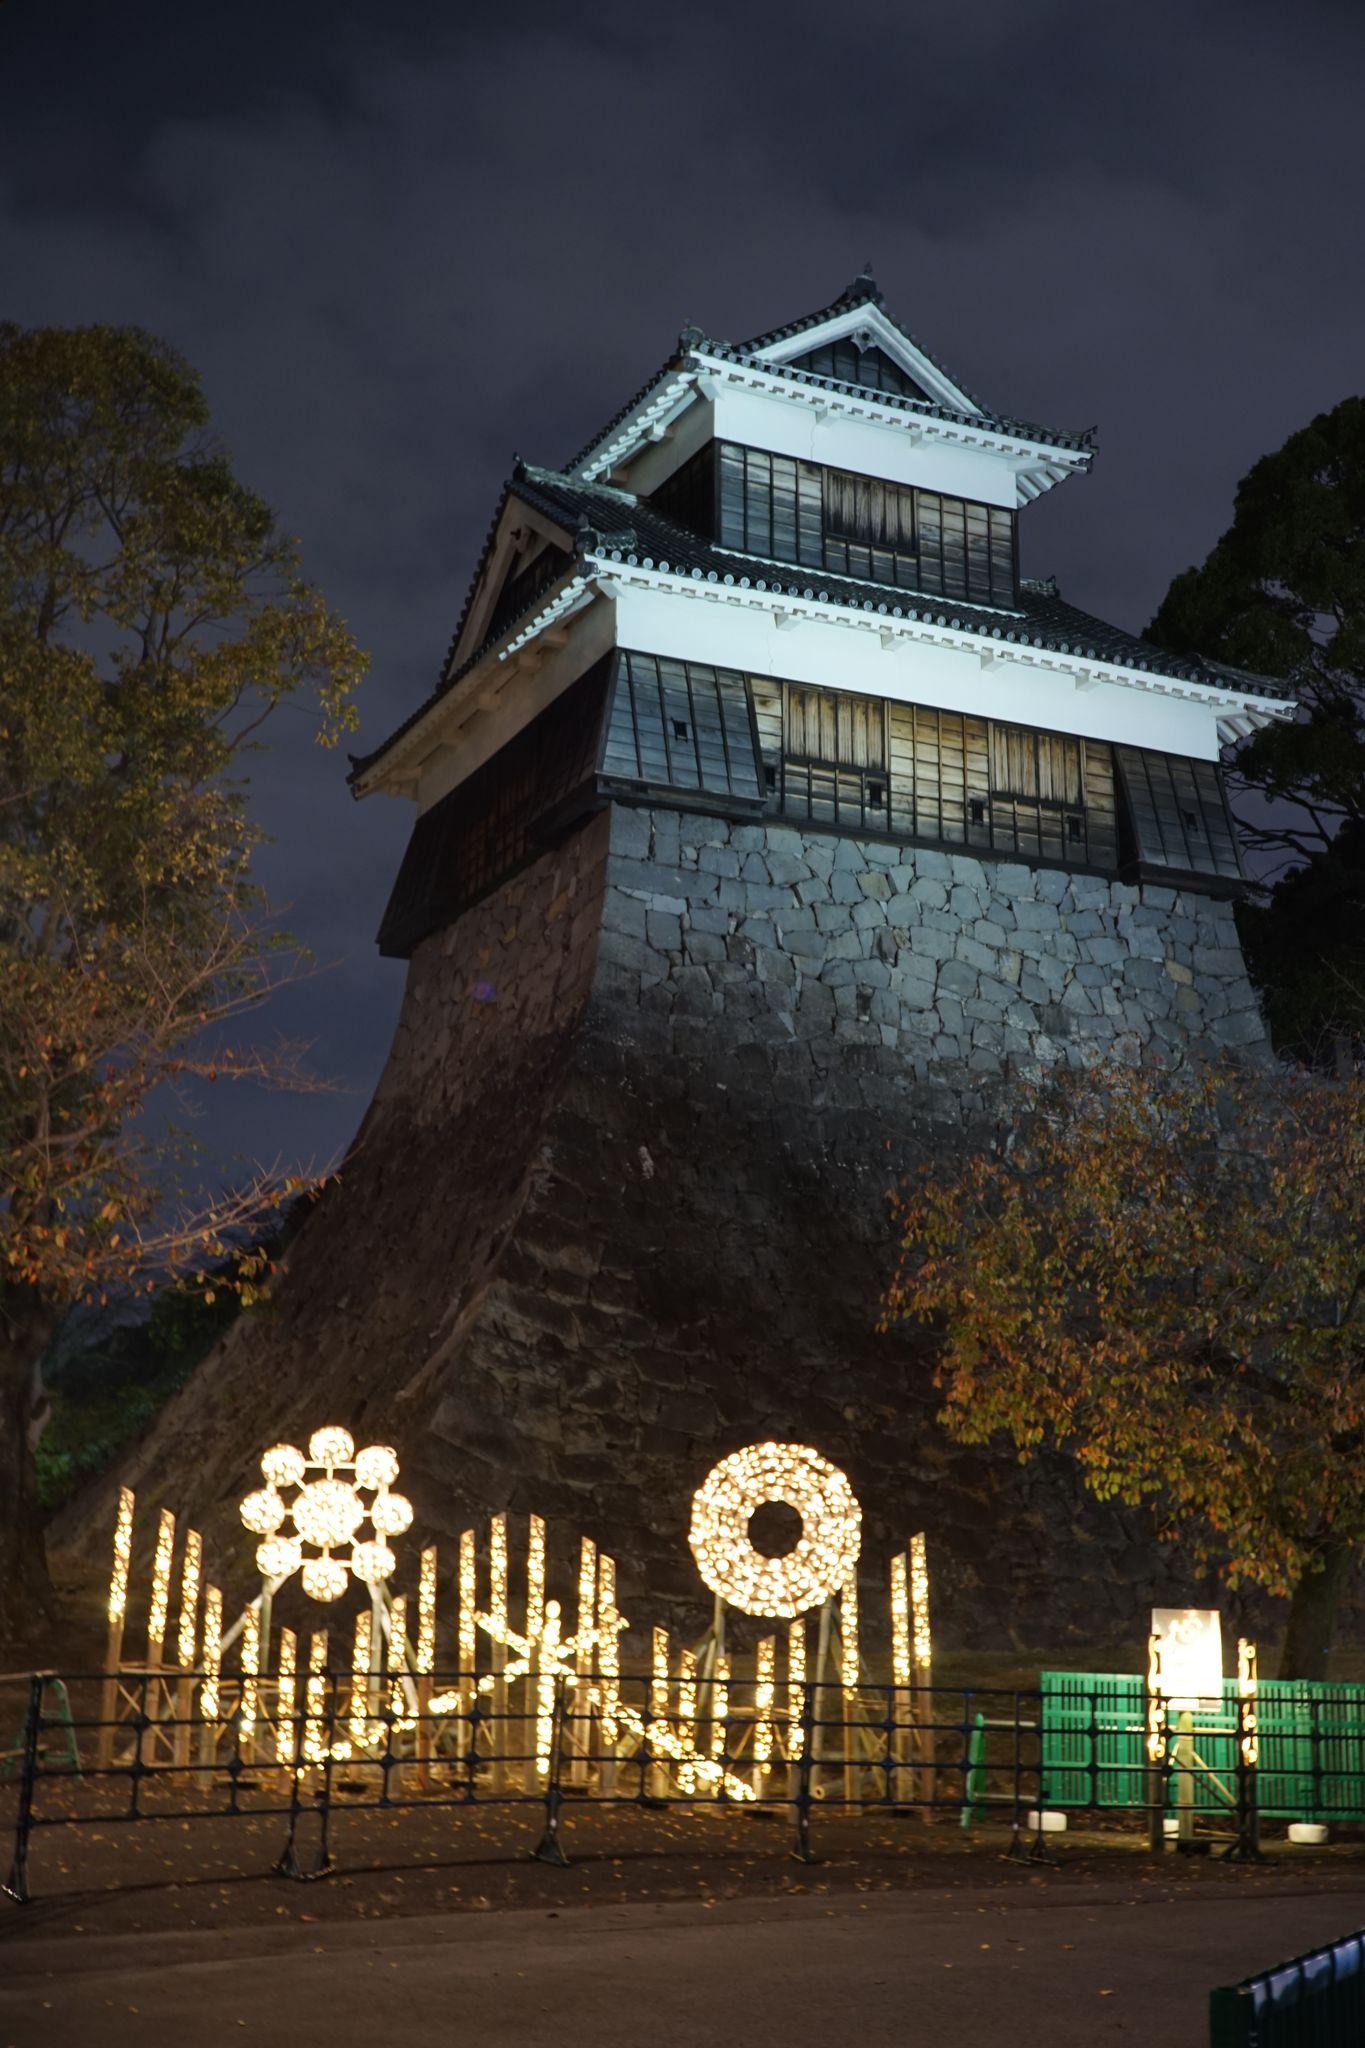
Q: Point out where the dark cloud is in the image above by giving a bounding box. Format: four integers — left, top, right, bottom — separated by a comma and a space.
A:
4, 0, 1363, 1175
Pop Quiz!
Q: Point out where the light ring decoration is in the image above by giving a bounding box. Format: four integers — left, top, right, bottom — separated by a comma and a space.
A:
688, 1442, 861, 1619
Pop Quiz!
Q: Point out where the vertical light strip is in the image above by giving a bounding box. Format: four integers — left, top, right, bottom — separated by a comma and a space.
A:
277, 1628, 298, 1766
787, 1618, 806, 1760
416, 1549, 436, 1676
753, 1636, 776, 1773
108, 1487, 135, 1625
201, 1586, 223, 1722
576, 1536, 597, 1688
840, 1565, 859, 1697
176, 1530, 202, 1670
1146, 1633, 1166, 1764
458, 1529, 477, 1705
350, 1609, 371, 1751
909, 1533, 931, 1674
709, 1653, 730, 1761
147, 1508, 176, 1659
890, 1552, 910, 1689
526, 1515, 546, 1644
597, 1554, 620, 1746
677, 1648, 697, 1795
489, 1514, 508, 1636
1238, 1638, 1258, 1768
651, 1628, 669, 1720
388, 1594, 408, 1715
304, 1631, 328, 1763
241, 1605, 261, 1738
536, 1600, 562, 1779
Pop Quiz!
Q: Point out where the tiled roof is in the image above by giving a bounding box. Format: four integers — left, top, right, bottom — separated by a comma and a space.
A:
562, 274, 1094, 479
736, 269, 986, 409
349, 469, 1289, 783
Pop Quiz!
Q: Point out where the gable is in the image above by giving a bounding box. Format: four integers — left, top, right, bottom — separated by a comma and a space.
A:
754, 297, 981, 419
449, 491, 578, 672
788, 337, 931, 403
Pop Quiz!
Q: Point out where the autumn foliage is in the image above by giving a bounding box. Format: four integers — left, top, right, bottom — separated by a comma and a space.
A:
883, 1058, 1365, 1679
0, 323, 365, 1628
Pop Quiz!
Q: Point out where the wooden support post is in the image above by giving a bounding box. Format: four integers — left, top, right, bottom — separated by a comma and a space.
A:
909, 1533, 936, 1817
489, 1514, 508, 1793
416, 1547, 437, 1788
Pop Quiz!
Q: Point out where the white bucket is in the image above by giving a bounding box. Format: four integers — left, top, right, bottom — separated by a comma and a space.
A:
1026, 1809, 1067, 1833
1288, 1822, 1329, 1845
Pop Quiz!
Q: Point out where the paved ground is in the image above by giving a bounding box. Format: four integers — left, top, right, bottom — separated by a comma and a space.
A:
1, 1882, 1362, 2047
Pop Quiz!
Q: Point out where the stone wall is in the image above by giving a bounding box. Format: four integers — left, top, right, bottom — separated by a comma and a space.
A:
593, 806, 1267, 1077
61, 801, 1273, 1655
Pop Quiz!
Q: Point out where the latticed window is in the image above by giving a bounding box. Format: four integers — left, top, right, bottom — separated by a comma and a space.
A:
705, 443, 1015, 607
788, 340, 930, 401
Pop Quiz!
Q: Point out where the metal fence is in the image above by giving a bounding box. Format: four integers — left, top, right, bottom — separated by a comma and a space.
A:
1, 1666, 1348, 1903
1209, 1929, 1365, 2047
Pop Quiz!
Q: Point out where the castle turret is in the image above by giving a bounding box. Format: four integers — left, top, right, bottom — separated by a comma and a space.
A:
71, 278, 1293, 1643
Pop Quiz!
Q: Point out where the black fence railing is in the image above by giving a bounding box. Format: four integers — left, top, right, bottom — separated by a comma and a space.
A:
0, 1668, 1326, 1904
1209, 1929, 1365, 2046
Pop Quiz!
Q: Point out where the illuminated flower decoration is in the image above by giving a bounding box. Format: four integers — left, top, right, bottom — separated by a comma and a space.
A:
240, 1427, 413, 1602
689, 1442, 861, 1619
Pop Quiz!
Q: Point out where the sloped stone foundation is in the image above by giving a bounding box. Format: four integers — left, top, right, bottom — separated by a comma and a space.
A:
58, 803, 1268, 1648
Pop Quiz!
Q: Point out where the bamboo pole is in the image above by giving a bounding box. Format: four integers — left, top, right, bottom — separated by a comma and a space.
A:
98, 1487, 135, 1770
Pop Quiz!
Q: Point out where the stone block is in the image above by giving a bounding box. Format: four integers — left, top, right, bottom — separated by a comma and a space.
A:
858, 870, 893, 899
991, 861, 1035, 897
907, 926, 956, 963
646, 911, 682, 952
937, 958, 979, 998
830, 869, 864, 904
955, 935, 999, 974
974, 918, 1009, 948
610, 807, 652, 859
698, 844, 741, 879
909, 876, 948, 910
909, 848, 953, 882
684, 929, 726, 964
1015, 898, 1061, 931
851, 898, 886, 929
603, 892, 648, 940
768, 852, 812, 886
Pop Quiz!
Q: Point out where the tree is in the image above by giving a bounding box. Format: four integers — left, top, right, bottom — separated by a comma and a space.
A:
882, 1060, 1365, 1680
1149, 398, 1365, 1056
0, 323, 364, 1633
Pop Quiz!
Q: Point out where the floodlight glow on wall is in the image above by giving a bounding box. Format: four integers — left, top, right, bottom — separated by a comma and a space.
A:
239, 1428, 413, 1602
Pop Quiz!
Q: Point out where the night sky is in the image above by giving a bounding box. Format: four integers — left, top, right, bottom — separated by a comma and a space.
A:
7, 0, 1363, 1185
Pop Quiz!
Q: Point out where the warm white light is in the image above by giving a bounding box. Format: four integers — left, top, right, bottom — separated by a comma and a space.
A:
490, 1515, 508, 1634
148, 1508, 176, 1652
709, 1653, 730, 1761
303, 1631, 329, 1764
108, 1487, 135, 1626
1237, 1638, 1258, 1768
177, 1530, 202, 1671
354, 1444, 400, 1490
241, 1606, 261, 1735
598, 1553, 622, 1747
351, 1540, 396, 1586
788, 1619, 806, 1759
754, 1637, 776, 1772
417, 1548, 437, 1677
909, 1532, 931, 1672
293, 1478, 365, 1549
890, 1552, 910, 1689
240, 1486, 286, 1537
536, 1600, 562, 1777
459, 1529, 477, 1702
371, 1490, 413, 1537
526, 1515, 545, 1645
256, 1536, 303, 1581
677, 1648, 698, 1795
262, 1443, 306, 1489
651, 1628, 669, 1720
301, 1556, 349, 1603
1151, 1608, 1222, 1710
1145, 1633, 1166, 1764
840, 1566, 859, 1697
243, 1434, 413, 1602
201, 1585, 223, 1721
309, 1426, 355, 1466
350, 1609, 372, 1751
689, 1443, 861, 1619
277, 1628, 297, 1766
